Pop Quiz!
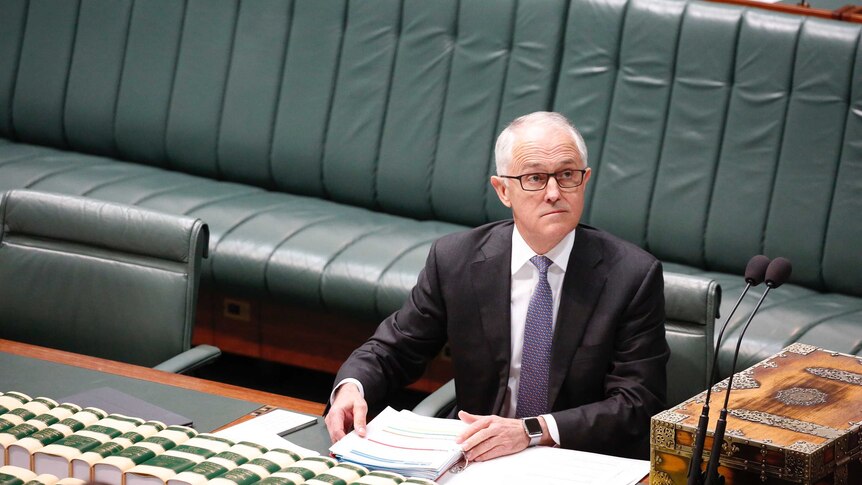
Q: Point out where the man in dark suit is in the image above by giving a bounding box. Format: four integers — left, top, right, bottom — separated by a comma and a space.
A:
325, 112, 668, 460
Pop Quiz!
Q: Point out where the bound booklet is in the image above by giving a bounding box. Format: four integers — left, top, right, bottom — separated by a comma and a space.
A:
92, 425, 197, 485
34, 414, 145, 478
125, 434, 235, 485
329, 407, 467, 480
70, 420, 166, 480
166, 441, 269, 485
0, 403, 82, 464
6, 408, 107, 469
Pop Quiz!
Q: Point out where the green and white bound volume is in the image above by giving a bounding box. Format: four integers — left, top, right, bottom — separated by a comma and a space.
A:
125, 433, 235, 485
349, 470, 408, 485
167, 441, 269, 485
208, 448, 303, 485
305, 463, 368, 485
92, 425, 196, 485
54, 478, 85, 485
23, 473, 59, 485
401, 475, 435, 484
0, 399, 58, 434
0, 393, 32, 416
71, 420, 165, 481
256, 456, 338, 485
0, 404, 81, 467
6, 408, 106, 469
34, 414, 144, 479
0, 465, 37, 485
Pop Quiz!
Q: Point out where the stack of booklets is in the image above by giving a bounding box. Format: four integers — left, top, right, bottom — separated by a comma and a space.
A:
0, 391, 442, 485
329, 407, 467, 480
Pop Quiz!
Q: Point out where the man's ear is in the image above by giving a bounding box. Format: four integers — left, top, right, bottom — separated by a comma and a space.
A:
490, 176, 512, 208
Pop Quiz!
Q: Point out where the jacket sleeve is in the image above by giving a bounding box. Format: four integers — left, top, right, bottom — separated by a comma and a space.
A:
333, 240, 449, 408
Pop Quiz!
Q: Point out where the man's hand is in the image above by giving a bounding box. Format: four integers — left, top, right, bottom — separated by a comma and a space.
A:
456, 411, 534, 462
324, 383, 368, 443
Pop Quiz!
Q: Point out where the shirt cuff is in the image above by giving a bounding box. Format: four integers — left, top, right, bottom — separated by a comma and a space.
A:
330, 378, 365, 405
541, 413, 561, 446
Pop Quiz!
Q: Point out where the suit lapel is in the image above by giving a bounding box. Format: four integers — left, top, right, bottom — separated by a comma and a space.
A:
469, 223, 512, 414
548, 227, 607, 407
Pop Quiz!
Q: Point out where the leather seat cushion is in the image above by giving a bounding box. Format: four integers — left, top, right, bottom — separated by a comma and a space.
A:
664, 262, 862, 376
0, 141, 465, 321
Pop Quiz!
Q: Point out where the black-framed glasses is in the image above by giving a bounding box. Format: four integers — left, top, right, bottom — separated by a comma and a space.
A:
500, 169, 587, 191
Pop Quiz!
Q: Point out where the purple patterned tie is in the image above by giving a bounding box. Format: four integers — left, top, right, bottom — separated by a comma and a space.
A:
516, 255, 554, 418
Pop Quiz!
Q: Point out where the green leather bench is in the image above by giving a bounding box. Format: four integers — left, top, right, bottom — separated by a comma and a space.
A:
0, 0, 859, 390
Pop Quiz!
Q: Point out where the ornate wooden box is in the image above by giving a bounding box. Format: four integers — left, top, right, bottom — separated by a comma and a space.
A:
650, 344, 862, 485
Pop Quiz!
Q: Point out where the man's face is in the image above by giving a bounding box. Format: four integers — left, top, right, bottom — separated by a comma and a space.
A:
491, 125, 591, 253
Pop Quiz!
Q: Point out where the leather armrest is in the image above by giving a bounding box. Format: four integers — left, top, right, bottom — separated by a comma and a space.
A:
153, 344, 221, 374
412, 379, 456, 418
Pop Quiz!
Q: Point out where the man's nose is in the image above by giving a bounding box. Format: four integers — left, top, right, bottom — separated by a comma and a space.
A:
544, 176, 561, 202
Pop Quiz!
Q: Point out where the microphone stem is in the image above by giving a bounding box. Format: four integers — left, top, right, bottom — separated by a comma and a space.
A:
704, 287, 772, 485
705, 282, 751, 405
687, 283, 752, 485
722, 287, 771, 411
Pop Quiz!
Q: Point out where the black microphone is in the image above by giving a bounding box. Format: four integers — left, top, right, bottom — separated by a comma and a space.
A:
686, 255, 770, 485
703, 257, 792, 485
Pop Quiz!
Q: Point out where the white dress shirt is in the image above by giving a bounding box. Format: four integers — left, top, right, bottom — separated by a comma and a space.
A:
501, 225, 575, 445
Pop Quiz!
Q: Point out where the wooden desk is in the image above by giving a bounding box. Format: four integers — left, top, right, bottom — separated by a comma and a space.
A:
0, 338, 330, 453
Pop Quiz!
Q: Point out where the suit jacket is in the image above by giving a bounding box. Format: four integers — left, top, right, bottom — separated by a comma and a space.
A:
335, 220, 669, 458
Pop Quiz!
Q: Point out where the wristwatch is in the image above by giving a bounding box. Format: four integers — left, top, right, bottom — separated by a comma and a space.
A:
521, 417, 543, 447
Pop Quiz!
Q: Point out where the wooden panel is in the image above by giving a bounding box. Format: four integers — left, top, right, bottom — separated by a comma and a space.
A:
212, 295, 262, 357
259, 298, 453, 394
708, 0, 862, 22
192, 286, 215, 346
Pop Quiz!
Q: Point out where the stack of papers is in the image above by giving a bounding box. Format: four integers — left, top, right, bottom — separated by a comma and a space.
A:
329, 407, 467, 480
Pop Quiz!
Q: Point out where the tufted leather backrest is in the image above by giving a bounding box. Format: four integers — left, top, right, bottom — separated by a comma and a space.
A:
564, 0, 862, 297
0, 0, 859, 295
0, 190, 208, 366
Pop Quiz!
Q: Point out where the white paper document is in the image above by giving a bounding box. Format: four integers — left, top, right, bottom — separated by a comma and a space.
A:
213, 408, 319, 457
438, 446, 649, 485
330, 407, 467, 479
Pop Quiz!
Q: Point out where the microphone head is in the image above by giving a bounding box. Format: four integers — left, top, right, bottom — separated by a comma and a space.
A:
765, 257, 792, 288
744, 255, 771, 286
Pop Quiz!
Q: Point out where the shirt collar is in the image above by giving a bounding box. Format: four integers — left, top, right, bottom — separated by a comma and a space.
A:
511, 225, 576, 275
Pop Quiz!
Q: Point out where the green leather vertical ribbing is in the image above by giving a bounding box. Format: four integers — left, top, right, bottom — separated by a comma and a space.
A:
431, 0, 516, 225
647, 2, 741, 266
64, 0, 132, 157
763, 19, 859, 289
12, 0, 80, 149
484, 0, 568, 223
822, 31, 862, 296
376, 0, 458, 219
587, 0, 685, 248
270, 0, 346, 197
322, 0, 401, 208
218, 0, 292, 187
554, 0, 628, 224
704, 11, 802, 274
0, 0, 28, 138
114, 0, 185, 166
166, 0, 238, 178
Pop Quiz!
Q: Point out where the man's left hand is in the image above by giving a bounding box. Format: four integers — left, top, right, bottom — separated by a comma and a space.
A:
455, 411, 531, 461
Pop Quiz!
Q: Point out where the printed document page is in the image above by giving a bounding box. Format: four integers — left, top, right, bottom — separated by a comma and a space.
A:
214, 408, 318, 457
330, 407, 467, 479
437, 445, 648, 485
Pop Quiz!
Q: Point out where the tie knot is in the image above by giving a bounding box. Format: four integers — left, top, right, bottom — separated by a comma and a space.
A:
530, 255, 553, 274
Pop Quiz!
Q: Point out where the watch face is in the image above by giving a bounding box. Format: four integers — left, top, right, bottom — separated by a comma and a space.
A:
523, 417, 542, 436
